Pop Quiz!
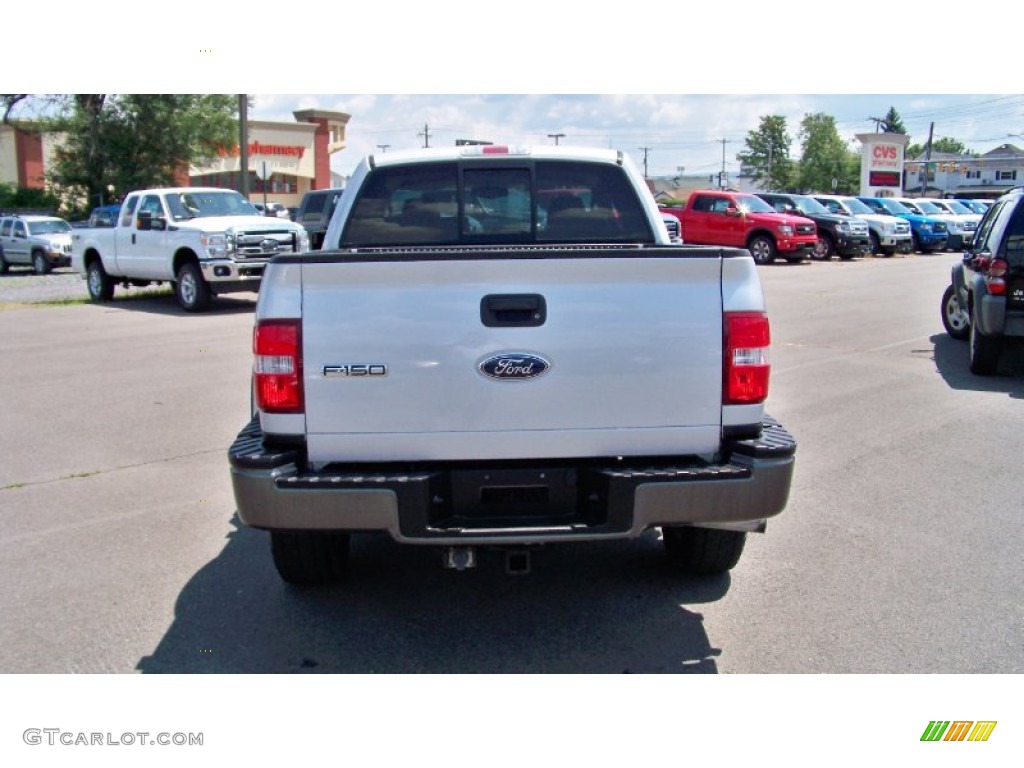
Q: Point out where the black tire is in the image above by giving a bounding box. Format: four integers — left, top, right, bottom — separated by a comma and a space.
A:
32, 250, 51, 275
86, 260, 115, 302
812, 233, 835, 261
270, 530, 350, 585
941, 285, 969, 340
868, 231, 881, 256
0, 248, 9, 274
662, 526, 747, 575
968, 302, 1001, 376
747, 234, 777, 265
175, 261, 212, 312
912, 232, 922, 253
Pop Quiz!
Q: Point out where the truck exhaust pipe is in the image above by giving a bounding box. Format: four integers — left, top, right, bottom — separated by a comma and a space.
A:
442, 546, 476, 571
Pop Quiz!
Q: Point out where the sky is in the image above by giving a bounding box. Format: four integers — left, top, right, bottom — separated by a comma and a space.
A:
15, 3, 1024, 185
248, 93, 1024, 181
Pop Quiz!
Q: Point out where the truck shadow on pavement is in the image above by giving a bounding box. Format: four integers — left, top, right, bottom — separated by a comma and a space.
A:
930, 333, 1024, 398
95, 294, 257, 317
137, 515, 730, 674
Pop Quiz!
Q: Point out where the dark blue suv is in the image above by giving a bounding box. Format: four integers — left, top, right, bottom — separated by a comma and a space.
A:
857, 196, 948, 253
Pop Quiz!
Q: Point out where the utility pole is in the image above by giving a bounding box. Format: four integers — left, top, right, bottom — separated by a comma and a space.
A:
924, 122, 935, 195
718, 138, 730, 188
418, 123, 431, 148
239, 94, 249, 197
547, 133, 565, 145
376, 144, 390, 153
638, 146, 651, 179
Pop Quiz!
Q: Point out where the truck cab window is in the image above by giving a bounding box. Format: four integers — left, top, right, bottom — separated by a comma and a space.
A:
342, 163, 459, 247
120, 197, 139, 227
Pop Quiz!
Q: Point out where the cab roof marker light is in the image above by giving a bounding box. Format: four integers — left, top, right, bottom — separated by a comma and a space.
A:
459, 145, 531, 157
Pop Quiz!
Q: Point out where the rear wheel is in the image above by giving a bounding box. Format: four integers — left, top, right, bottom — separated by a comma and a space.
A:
747, 234, 776, 265
32, 251, 51, 275
86, 260, 115, 302
662, 526, 747, 575
270, 530, 350, 585
941, 285, 969, 340
968, 303, 1001, 375
175, 261, 212, 312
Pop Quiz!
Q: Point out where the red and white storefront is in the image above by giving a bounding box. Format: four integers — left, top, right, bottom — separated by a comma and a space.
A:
1, 108, 349, 208
191, 109, 350, 208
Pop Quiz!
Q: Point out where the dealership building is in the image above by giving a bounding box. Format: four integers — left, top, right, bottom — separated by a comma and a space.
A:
0, 108, 350, 208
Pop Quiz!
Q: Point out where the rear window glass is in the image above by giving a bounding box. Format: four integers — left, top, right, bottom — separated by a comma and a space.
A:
301, 193, 328, 222
999, 199, 1024, 268
339, 160, 653, 247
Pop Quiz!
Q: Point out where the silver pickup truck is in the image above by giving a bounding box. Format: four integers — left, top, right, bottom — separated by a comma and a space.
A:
229, 145, 796, 584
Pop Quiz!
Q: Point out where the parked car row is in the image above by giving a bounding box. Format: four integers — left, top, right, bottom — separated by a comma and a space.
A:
659, 186, 991, 264
756, 192, 871, 260
813, 195, 913, 256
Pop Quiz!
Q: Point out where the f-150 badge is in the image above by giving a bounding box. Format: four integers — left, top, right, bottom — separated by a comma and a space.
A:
478, 353, 550, 381
323, 364, 388, 377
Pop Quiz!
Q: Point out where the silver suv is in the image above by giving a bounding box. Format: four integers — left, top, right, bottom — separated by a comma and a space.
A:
0, 214, 74, 274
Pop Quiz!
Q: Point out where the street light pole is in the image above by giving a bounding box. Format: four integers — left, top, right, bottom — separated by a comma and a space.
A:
548, 133, 565, 145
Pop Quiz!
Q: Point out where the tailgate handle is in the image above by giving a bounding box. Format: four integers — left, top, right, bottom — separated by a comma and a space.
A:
481, 294, 546, 327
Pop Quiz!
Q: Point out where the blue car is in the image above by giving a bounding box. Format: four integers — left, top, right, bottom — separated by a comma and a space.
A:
87, 204, 121, 228
857, 196, 948, 253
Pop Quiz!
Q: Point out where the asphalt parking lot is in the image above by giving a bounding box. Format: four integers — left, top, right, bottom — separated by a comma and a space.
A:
1, 251, 1022, 676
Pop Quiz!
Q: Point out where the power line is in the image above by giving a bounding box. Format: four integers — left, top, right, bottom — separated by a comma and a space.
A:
417, 123, 431, 148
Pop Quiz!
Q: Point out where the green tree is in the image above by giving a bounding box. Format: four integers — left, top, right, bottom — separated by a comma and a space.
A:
870, 106, 907, 134
736, 115, 794, 191
906, 136, 971, 159
45, 94, 238, 212
796, 113, 858, 194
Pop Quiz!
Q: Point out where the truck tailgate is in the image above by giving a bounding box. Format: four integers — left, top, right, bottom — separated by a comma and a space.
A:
300, 253, 724, 462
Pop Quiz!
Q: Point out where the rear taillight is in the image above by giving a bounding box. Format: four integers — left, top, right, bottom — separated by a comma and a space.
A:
986, 258, 1009, 296
253, 319, 303, 413
724, 312, 770, 404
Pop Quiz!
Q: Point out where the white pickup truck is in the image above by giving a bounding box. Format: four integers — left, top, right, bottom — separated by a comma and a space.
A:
229, 145, 796, 584
71, 187, 308, 312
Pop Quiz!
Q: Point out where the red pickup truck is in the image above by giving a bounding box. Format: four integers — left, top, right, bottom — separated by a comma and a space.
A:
661, 190, 818, 264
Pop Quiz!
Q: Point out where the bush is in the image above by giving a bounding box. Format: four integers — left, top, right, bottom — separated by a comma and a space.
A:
0, 182, 60, 214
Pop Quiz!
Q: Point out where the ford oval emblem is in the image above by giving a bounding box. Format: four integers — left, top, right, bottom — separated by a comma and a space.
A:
478, 353, 551, 381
